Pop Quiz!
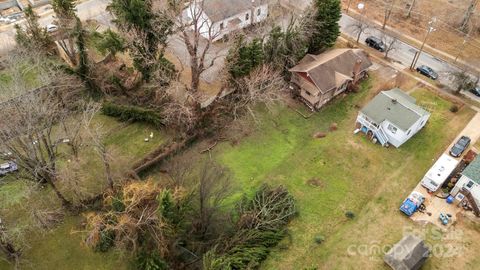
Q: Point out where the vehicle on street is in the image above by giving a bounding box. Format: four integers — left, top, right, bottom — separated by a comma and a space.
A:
449, 136, 471, 157
0, 161, 18, 176
470, 86, 480, 97
365, 36, 386, 52
46, 24, 58, 33
416, 65, 438, 80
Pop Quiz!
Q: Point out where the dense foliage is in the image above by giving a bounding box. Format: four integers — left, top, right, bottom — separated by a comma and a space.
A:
308, 0, 341, 53
102, 102, 164, 126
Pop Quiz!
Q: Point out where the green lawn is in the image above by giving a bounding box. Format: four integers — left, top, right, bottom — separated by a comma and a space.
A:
0, 115, 168, 270
202, 83, 476, 269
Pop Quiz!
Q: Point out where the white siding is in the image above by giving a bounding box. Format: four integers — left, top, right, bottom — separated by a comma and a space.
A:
379, 114, 430, 148
451, 175, 480, 206
184, 2, 269, 42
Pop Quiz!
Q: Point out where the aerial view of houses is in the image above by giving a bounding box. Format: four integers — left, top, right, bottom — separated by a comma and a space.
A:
1, 0, 480, 269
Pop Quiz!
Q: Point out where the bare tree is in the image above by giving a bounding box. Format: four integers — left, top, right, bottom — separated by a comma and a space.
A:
452, 69, 477, 94
0, 54, 104, 209
167, 0, 222, 94
382, 0, 395, 29
228, 65, 286, 119
460, 0, 479, 32
349, 18, 370, 43
405, 0, 416, 18
381, 34, 400, 59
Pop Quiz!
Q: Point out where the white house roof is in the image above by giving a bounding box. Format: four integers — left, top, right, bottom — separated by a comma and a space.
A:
360, 88, 430, 131
202, 0, 267, 22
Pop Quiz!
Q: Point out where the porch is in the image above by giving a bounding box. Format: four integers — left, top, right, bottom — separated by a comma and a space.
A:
355, 114, 389, 147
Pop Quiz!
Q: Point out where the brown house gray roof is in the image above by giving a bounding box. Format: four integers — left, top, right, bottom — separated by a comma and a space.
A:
289, 49, 372, 94
202, 0, 267, 22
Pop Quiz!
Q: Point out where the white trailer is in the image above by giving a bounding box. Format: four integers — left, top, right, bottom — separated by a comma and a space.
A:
421, 154, 459, 192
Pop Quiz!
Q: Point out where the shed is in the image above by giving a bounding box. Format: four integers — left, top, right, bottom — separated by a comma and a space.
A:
384, 235, 430, 270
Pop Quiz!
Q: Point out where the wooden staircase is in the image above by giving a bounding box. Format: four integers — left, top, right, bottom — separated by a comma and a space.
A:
461, 188, 480, 217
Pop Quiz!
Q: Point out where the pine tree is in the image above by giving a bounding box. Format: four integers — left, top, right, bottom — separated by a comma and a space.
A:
227, 37, 264, 79
308, 0, 341, 54
14, 5, 53, 51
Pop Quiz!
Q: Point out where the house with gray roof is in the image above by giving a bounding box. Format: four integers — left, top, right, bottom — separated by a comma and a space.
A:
183, 0, 268, 41
450, 155, 480, 208
289, 48, 372, 110
356, 88, 430, 147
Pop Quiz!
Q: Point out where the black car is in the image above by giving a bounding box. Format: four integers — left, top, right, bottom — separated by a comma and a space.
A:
365, 36, 386, 52
416, 65, 438, 80
470, 86, 480, 97
449, 136, 471, 157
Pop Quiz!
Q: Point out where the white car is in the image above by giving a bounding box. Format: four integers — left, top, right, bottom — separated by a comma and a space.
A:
46, 24, 58, 33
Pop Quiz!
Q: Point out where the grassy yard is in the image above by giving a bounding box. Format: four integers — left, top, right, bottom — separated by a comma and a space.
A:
0, 115, 168, 270
196, 80, 476, 269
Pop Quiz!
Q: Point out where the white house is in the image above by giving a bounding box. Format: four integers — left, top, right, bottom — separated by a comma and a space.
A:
355, 88, 431, 148
450, 155, 480, 207
183, 0, 269, 41
420, 154, 459, 192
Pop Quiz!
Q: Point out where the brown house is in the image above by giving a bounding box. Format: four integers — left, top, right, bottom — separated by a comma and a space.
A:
289, 48, 372, 110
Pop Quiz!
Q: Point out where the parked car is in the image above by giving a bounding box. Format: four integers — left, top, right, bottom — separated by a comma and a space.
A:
470, 86, 480, 97
0, 161, 18, 176
400, 191, 425, 216
365, 36, 386, 52
46, 24, 58, 33
449, 136, 471, 157
416, 65, 438, 80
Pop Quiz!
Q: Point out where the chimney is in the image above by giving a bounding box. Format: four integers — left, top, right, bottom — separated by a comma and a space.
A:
353, 59, 363, 83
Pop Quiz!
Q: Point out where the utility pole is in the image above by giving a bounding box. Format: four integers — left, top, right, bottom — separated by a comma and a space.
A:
455, 38, 468, 63
410, 17, 436, 70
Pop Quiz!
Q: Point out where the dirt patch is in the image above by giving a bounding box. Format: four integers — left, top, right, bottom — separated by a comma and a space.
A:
306, 178, 326, 189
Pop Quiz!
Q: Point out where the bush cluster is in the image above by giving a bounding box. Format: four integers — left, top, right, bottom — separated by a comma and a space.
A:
102, 102, 164, 126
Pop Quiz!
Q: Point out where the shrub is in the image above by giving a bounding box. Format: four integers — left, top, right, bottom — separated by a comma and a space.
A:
314, 234, 325, 244
102, 102, 164, 126
135, 251, 168, 270
450, 105, 459, 113
95, 229, 115, 252
345, 211, 355, 219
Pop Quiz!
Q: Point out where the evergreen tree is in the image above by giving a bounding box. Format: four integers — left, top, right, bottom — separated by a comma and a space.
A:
227, 36, 264, 79
107, 0, 173, 82
14, 5, 53, 51
91, 29, 126, 57
308, 0, 341, 54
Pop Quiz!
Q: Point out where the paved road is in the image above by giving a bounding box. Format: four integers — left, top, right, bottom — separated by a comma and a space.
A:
339, 14, 465, 90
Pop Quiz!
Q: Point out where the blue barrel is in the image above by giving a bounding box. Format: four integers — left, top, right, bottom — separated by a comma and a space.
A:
446, 195, 454, 204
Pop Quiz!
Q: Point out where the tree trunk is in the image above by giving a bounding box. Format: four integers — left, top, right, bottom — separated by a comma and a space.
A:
101, 149, 114, 191
48, 175, 73, 210
460, 0, 478, 32
405, 0, 416, 18
356, 31, 362, 43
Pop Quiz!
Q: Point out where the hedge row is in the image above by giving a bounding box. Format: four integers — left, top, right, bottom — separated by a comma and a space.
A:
102, 102, 164, 126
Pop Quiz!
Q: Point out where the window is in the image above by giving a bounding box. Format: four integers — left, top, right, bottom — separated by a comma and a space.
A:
257, 8, 261, 16
245, 13, 249, 21
467, 181, 475, 188
220, 22, 224, 30
387, 124, 397, 134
